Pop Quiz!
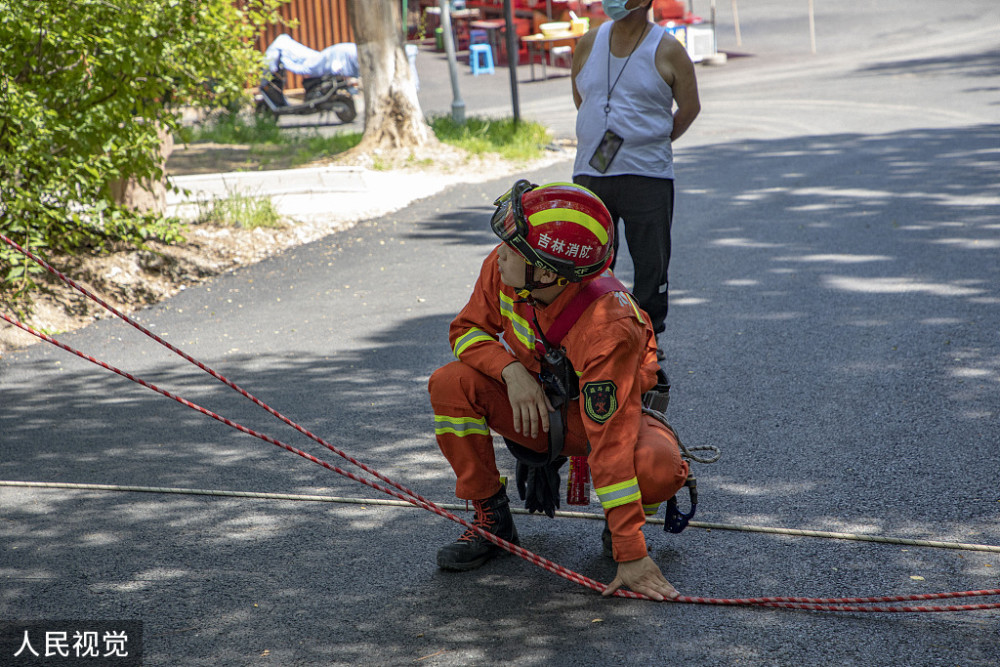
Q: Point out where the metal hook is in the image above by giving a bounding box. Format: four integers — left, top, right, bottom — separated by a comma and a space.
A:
664, 475, 697, 534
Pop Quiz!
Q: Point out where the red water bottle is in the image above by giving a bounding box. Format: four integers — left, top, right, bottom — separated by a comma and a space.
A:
567, 456, 590, 506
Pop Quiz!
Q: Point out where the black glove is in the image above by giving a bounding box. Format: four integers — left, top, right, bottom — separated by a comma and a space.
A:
515, 456, 566, 518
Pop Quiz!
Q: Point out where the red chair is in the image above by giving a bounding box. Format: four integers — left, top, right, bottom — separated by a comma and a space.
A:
654, 0, 696, 24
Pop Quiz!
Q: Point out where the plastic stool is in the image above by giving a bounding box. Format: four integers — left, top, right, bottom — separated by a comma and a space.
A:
469, 43, 495, 75
550, 45, 572, 69
470, 29, 488, 45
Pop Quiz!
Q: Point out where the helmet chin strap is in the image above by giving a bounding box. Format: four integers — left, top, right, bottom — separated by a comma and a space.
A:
515, 264, 564, 299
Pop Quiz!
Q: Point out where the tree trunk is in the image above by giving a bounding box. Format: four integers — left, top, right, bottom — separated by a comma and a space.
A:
111, 124, 174, 215
347, 0, 435, 152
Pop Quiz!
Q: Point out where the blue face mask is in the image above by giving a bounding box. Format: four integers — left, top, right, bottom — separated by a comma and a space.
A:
602, 0, 634, 21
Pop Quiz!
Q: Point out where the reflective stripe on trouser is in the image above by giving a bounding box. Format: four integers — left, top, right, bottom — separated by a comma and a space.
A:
595, 477, 642, 510
428, 360, 688, 506
428, 361, 583, 500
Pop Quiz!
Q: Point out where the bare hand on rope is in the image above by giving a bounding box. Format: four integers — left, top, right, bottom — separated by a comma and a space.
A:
603, 556, 680, 601
502, 361, 553, 439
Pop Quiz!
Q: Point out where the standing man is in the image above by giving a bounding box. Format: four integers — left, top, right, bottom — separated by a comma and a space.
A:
572, 0, 700, 358
429, 180, 690, 600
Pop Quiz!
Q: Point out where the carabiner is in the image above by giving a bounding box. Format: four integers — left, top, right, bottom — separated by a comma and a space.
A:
664, 475, 698, 534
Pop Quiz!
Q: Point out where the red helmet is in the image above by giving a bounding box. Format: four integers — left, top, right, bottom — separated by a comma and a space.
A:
490, 180, 614, 282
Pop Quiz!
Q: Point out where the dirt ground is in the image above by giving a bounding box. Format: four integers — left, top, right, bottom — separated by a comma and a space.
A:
0, 139, 565, 357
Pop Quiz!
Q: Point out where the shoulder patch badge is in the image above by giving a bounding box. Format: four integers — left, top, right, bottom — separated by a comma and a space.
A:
582, 380, 618, 424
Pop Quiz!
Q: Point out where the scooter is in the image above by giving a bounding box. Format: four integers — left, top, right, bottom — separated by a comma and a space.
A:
254, 59, 357, 124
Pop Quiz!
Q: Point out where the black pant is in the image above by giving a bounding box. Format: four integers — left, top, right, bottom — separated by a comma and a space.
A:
574, 174, 674, 334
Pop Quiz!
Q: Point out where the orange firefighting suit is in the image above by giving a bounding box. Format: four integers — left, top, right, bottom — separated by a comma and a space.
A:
429, 246, 689, 562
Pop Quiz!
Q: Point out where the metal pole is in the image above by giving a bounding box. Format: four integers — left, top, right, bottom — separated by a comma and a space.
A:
711, 0, 717, 55
503, 0, 520, 124
808, 0, 816, 54
439, 0, 466, 123
731, 0, 741, 47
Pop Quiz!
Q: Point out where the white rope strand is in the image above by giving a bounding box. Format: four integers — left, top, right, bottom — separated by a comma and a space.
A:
3, 480, 998, 553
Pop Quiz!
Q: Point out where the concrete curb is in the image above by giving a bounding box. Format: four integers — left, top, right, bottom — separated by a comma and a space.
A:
166, 164, 368, 205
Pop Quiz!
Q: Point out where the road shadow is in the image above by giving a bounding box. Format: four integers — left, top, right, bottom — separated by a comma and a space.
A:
858, 46, 1000, 83
664, 123, 999, 533
2, 124, 1000, 664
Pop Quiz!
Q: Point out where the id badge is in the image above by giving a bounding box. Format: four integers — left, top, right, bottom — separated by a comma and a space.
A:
588, 130, 624, 174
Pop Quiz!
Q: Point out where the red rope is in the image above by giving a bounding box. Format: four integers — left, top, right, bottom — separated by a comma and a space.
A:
3, 233, 999, 612
0, 235, 435, 511
676, 588, 1000, 612
0, 311, 610, 594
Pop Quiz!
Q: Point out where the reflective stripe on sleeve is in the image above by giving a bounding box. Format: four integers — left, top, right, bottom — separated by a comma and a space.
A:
622, 292, 646, 325
453, 327, 495, 358
595, 477, 641, 510
498, 291, 538, 352
434, 415, 490, 437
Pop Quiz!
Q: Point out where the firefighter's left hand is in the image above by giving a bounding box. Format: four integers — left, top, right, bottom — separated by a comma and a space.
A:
602, 556, 679, 601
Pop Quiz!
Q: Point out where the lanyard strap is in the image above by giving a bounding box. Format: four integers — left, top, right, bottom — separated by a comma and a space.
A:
605, 22, 650, 116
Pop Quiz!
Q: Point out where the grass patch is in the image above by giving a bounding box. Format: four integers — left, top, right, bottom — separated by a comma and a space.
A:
177, 111, 364, 169
195, 190, 283, 229
178, 111, 287, 145
176, 110, 551, 167
428, 115, 551, 161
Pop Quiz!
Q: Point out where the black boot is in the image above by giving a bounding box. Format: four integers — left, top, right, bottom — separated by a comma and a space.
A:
437, 485, 519, 571
601, 521, 613, 559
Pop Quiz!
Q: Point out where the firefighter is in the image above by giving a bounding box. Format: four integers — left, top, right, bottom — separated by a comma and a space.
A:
429, 180, 689, 601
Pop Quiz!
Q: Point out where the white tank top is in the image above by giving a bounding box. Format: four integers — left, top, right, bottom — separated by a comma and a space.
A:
573, 21, 674, 179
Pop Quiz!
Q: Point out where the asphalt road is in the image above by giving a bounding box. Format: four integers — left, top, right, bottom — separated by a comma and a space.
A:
2, 1, 1000, 665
